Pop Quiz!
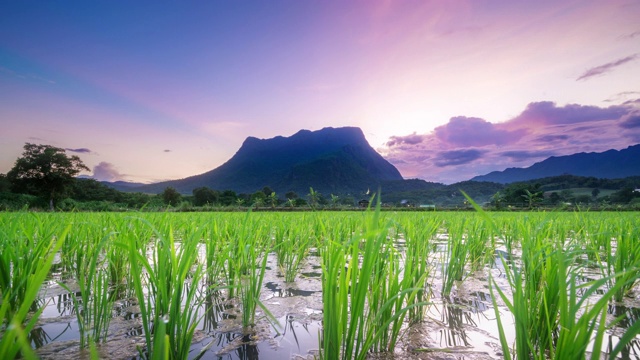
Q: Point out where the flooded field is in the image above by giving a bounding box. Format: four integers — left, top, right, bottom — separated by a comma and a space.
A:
1, 211, 640, 359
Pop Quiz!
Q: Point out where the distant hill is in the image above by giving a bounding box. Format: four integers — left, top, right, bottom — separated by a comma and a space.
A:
472, 144, 640, 184
127, 127, 403, 195
101, 180, 147, 192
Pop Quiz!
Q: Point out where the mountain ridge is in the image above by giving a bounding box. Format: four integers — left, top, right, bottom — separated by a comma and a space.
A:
472, 144, 640, 183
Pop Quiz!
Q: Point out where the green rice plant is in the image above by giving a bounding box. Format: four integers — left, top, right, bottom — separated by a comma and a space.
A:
275, 225, 311, 283
491, 247, 640, 360
320, 198, 430, 359
203, 218, 228, 285
0, 214, 59, 318
441, 219, 469, 297
466, 217, 494, 272
127, 217, 204, 359
60, 226, 115, 348
401, 215, 438, 323
607, 220, 640, 302
225, 213, 278, 330
0, 224, 67, 360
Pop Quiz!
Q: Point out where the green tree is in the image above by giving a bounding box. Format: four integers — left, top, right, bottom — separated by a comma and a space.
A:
161, 187, 182, 206
591, 188, 600, 198
268, 192, 278, 209
330, 194, 340, 209
307, 187, 319, 210
251, 191, 266, 209
192, 187, 219, 206
7, 143, 89, 210
0, 173, 11, 193
521, 189, 543, 209
262, 186, 274, 197
285, 191, 298, 200
219, 190, 238, 206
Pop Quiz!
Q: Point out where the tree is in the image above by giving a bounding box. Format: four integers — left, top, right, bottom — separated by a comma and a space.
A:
161, 187, 181, 206
0, 174, 11, 193
521, 189, 543, 209
7, 143, 89, 210
251, 191, 266, 209
219, 190, 238, 206
193, 187, 219, 206
268, 192, 278, 209
591, 188, 600, 198
307, 187, 319, 210
285, 191, 298, 200
330, 194, 340, 209
262, 186, 274, 197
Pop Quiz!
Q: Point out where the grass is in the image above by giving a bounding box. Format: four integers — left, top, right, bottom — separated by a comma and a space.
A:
2, 209, 640, 359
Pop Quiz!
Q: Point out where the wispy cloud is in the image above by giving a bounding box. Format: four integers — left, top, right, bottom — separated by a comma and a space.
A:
577, 54, 639, 81
619, 30, 640, 40
163, 149, 171, 153
499, 150, 557, 161
66, 147, 92, 154
382, 100, 640, 183
92, 162, 124, 182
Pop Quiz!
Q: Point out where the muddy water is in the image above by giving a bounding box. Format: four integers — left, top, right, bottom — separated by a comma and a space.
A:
30, 244, 640, 360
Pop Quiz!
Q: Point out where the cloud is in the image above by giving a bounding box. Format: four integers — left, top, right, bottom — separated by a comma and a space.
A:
66, 147, 92, 154
382, 100, 639, 183
500, 150, 556, 161
619, 114, 640, 129
164, 149, 171, 152
92, 162, 124, 182
577, 54, 639, 81
535, 134, 569, 143
434, 149, 485, 167
386, 132, 424, 147
619, 31, 640, 40
512, 101, 628, 126
434, 116, 526, 147
604, 91, 640, 102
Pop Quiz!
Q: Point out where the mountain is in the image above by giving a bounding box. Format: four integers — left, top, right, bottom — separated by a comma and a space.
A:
131, 127, 403, 195
100, 180, 147, 192
472, 144, 640, 184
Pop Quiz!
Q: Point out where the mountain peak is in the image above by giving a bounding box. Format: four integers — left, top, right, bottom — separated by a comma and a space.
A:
135, 126, 402, 194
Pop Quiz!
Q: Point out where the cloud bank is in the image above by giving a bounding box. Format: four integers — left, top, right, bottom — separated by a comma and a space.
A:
92, 162, 124, 182
381, 100, 640, 183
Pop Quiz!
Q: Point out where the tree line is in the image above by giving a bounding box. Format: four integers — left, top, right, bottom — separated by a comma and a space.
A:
2, 143, 639, 211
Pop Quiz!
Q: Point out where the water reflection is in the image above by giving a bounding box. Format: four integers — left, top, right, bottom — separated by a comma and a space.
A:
264, 282, 316, 298
607, 305, 640, 359
29, 321, 76, 349
432, 293, 493, 348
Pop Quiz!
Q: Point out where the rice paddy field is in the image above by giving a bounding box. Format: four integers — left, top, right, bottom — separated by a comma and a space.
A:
1, 206, 640, 359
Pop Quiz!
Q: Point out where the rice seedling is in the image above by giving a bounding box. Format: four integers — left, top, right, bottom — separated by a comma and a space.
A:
60, 228, 115, 348
401, 215, 439, 323
274, 224, 311, 283
607, 219, 640, 302
0, 223, 67, 360
127, 216, 205, 359
441, 219, 469, 297
320, 199, 430, 359
466, 217, 494, 272
0, 215, 59, 317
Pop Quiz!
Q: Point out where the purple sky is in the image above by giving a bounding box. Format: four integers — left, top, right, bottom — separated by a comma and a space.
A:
1, 1, 639, 184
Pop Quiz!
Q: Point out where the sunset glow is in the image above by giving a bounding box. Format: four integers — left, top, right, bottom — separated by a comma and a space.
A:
1, 1, 639, 184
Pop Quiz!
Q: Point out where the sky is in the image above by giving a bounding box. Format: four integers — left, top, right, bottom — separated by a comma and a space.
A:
1, 1, 639, 184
